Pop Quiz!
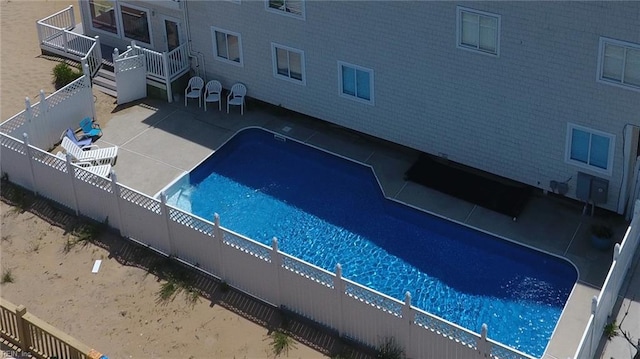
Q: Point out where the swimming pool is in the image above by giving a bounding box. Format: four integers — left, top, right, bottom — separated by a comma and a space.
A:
162, 128, 578, 358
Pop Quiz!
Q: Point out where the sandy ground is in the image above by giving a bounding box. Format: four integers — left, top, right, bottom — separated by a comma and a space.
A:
0, 1, 334, 358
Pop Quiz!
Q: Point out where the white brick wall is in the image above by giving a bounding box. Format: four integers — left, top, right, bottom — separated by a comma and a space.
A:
178, 1, 640, 211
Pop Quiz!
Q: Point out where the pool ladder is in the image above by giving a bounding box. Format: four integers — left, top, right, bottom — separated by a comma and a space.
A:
274, 134, 287, 142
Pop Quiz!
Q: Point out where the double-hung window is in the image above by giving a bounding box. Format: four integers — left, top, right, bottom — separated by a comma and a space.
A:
89, 0, 118, 34
457, 7, 500, 56
565, 123, 615, 175
120, 4, 151, 44
272, 44, 305, 84
211, 27, 243, 66
266, 0, 304, 19
597, 38, 640, 91
338, 61, 374, 104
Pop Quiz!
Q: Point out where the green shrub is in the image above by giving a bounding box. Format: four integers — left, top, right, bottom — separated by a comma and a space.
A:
52, 63, 82, 89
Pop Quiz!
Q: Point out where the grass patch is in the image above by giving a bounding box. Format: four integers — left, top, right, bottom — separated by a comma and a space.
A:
268, 330, 297, 358
153, 258, 201, 307
377, 337, 405, 359
1, 268, 15, 284
63, 221, 103, 253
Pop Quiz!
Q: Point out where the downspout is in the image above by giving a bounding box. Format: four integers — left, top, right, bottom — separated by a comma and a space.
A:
618, 123, 640, 215
181, 0, 206, 80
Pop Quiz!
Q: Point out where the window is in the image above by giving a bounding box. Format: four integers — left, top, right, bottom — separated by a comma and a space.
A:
120, 5, 151, 44
565, 123, 615, 175
272, 44, 305, 84
211, 27, 243, 66
89, 0, 117, 34
338, 62, 374, 104
597, 38, 640, 91
457, 7, 500, 56
266, 0, 304, 18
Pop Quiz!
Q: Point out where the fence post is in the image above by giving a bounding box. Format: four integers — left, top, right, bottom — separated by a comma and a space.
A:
160, 192, 175, 256
335, 263, 345, 336
477, 324, 490, 357
110, 172, 125, 237
24, 97, 36, 147
94, 36, 102, 69
214, 213, 225, 280
84, 63, 96, 121
15, 305, 31, 353
272, 237, 282, 306
162, 51, 173, 103
401, 291, 413, 354
38, 90, 48, 150
65, 153, 80, 215
69, 5, 76, 29
22, 133, 37, 195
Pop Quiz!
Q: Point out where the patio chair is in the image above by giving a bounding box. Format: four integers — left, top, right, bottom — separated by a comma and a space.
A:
204, 80, 222, 112
79, 117, 102, 139
61, 136, 118, 166
227, 83, 247, 115
61, 128, 93, 148
184, 76, 204, 108
76, 162, 112, 178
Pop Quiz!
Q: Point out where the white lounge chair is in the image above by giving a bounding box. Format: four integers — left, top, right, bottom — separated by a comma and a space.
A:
227, 83, 247, 115
61, 136, 118, 166
76, 162, 112, 178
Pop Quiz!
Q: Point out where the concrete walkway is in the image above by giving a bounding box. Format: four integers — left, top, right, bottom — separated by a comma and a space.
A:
90, 95, 636, 359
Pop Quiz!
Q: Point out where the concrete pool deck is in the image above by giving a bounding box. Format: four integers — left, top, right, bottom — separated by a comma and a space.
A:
93, 96, 633, 359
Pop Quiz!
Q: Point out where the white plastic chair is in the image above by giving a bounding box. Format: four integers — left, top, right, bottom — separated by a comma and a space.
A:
204, 80, 222, 112
184, 76, 204, 108
227, 83, 247, 115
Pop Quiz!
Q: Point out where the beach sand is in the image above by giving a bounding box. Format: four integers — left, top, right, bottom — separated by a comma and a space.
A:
0, 1, 330, 358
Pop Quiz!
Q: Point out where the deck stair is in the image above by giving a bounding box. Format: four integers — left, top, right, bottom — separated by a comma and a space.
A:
92, 65, 117, 98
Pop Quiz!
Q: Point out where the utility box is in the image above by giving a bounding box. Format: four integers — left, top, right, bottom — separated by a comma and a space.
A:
575, 172, 609, 204
590, 177, 609, 204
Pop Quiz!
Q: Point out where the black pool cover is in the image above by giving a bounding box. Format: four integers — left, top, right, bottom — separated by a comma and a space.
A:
404, 154, 533, 220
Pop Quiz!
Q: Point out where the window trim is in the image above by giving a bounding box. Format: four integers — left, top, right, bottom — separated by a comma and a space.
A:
456, 6, 501, 57
271, 43, 306, 85
265, 0, 306, 20
88, 0, 120, 37
596, 37, 640, 92
337, 61, 374, 105
117, 2, 153, 46
565, 123, 615, 176
210, 26, 244, 67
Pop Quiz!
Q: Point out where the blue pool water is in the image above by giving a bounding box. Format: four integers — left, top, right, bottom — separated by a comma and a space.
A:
165, 128, 577, 358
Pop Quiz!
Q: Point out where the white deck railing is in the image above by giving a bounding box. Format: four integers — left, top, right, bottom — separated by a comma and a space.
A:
114, 41, 189, 103
3, 80, 639, 359
36, 6, 102, 78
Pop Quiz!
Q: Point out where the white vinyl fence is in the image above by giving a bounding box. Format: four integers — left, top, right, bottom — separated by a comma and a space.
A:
573, 200, 640, 359
0, 74, 94, 151
3, 78, 638, 359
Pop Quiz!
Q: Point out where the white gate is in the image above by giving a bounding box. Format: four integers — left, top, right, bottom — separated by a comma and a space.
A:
115, 54, 147, 105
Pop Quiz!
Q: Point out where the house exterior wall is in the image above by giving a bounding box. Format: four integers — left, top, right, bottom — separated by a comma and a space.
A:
78, 0, 640, 213
78, 0, 184, 52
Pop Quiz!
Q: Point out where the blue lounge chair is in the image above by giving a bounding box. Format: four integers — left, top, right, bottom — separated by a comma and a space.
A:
79, 117, 102, 139
61, 128, 93, 148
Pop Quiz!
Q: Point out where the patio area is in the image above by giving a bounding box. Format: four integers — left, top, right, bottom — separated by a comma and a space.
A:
86, 95, 631, 359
